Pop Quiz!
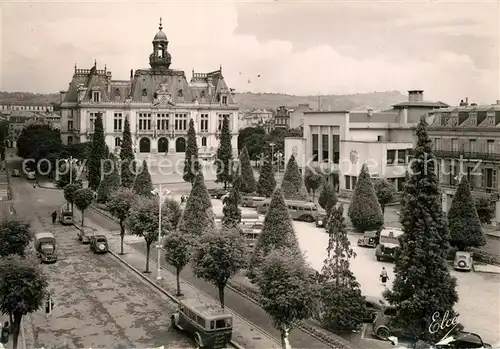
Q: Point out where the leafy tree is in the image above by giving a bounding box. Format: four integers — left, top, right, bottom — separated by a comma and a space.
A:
320, 205, 365, 334
55, 161, 80, 189
318, 181, 337, 214
183, 119, 200, 184
238, 126, 267, 159
304, 167, 323, 201
120, 116, 136, 188
73, 188, 94, 226
448, 177, 486, 250
87, 112, 109, 190
215, 115, 233, 189
0, 120, 9, 161
17, 124, 63, 172
0, 254, 48, 349
347, 164, 384, 232
107, 188, 136, 255
222, 176, 242, 229
192, 228, 247, 308
127, 196, 178, 273
238, 146, 257, 193
163, 231, 191, 296
63, 183, 81, 214
257, 157, 276, 197
64, 141, 91, 162
399, 170, 411, 220
97, 154, 120, 203
281, 155, 308, 201
178, 172, 215, 238
0, 219, 33, 258
133, 160, 154, 197
374, 178, 396, 214
249, 188, 303, 280
475, 196, 495, 224
384, 117, 458, 341
257, 250, 315, 349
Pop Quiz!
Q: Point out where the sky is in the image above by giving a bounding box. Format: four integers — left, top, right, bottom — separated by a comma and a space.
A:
0, 0, 499, 104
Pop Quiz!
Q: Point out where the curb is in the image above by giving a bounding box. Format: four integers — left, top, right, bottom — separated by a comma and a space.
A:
35, 179, 60, 190
90, 209, 349, 349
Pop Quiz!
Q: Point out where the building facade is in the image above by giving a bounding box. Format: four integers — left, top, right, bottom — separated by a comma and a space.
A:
428, 100, 500, 225
285, 109, 415, 196
289, 103, 312, 129
59, 19, 239, 157
274, 106, 291, 129
0, 102, 54, 113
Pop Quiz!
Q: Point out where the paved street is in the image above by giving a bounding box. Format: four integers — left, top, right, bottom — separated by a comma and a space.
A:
9, 176, 194, 349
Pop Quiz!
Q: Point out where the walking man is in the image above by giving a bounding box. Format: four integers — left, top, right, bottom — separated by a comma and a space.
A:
51, 210, 57, 225
380, 267, 389, 287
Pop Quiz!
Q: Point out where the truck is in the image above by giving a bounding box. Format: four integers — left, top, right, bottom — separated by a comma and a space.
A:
34, 232, 57, 263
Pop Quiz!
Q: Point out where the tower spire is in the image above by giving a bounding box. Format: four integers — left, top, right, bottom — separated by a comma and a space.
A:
159, 17, 163, 31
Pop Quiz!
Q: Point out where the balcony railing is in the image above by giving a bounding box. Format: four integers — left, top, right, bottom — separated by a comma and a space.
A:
434, 150, 500, 162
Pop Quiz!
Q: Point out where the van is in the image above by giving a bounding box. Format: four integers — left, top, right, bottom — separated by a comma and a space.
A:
256, 199, 325, 222
241, 196, 266, 208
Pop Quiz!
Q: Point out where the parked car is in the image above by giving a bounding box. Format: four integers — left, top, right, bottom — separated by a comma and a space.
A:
11, 169, 20, 177
171, 298, 233, 348
208, 188, 228, 199
90, 235, 108, 254
34, 232, 57, 263
26, 171, 36, 180
78, 227, 96, 244
375, 228, 404, 262
241, 196, 266, 208
315, 214, 327, 228
364, 296, 386, 322
372, 304, 398, 339
453, 251, 472, 271
358, 229, 379, 248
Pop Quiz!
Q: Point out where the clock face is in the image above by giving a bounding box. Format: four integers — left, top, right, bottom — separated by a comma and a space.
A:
350, 150, 359, 164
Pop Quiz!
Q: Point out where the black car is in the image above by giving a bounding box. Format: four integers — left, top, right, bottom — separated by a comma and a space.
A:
90, 235, 108, 254
207, 188, 228, 199
364, 296, 386, 322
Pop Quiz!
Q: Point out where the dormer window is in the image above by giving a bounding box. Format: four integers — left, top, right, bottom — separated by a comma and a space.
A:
142, 89, 148, 97
114, 88, 120, 101
93, 91, 100, 102
177, 89, 183, 98
222, 95, 228, 105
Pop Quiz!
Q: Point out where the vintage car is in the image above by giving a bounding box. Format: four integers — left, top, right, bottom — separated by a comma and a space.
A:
375, 228, 404, 262
372, 304, 398, 339
34, 232, 57, 263
207, 188, 228, 199
358, 229, 379, 248
240, 196, 266, 208
90, 235, 108, 254
78, 227, 96, 244
59, 204, 73, 225
388, 331, 492, 348
26, 171, 36, 180
11, 169, 20, 177
315, 214, 327, 228
363, 296, 386, 322
171, 298, 233, 348
453, 251, 472, 271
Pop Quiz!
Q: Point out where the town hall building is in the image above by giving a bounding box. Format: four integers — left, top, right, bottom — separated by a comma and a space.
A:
59, 19, 239, 158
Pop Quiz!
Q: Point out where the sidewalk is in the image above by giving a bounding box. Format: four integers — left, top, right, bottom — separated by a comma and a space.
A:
72, 210, 281, 349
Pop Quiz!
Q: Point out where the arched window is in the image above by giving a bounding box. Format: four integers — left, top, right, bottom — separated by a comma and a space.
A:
114, 137, 121, 147
201, 136, 207, 147
142, 88, 148, 96
177, 89, 183, 98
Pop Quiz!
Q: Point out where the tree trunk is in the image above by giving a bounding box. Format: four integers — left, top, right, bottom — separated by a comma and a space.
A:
280, 326, 292, 349
71, 202, 74, 216
12, 312, 22, 349
176, 268, 182, 296
218, 285, 225, 309
119, 221, 125, 255
312, 190, 316, 202
145, 242, 151, 273
81, 209, 85, 226
381, 205, 385, 215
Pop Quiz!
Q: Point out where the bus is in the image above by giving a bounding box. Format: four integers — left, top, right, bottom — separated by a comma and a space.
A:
215, 212, 263, 248
256, 199, 325, 222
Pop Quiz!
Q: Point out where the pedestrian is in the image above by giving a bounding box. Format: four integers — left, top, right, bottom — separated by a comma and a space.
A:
33, 182, 36, 188
380, 267, 389, 287
0, 321, 10, 345
51, 210, 57, 225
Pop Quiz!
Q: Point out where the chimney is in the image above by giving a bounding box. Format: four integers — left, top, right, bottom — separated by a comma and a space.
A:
496, 100, 500, 105
367, 108, 373, 117
130, 69, 133, 79
59, 91, 66, 104
465, 97, 468, 105
408, 90, 424, 102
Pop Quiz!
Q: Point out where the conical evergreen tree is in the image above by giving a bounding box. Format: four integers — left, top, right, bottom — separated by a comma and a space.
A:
257, 157, 276, 198
120, 116, 136, 188
384, 117, 458, 341
347, 164, 383, 232
448, 177, 486, 250
281, 155, 308, 201
97, 153, 120, 203
133, 160, 154, 197
178, 172, 215, 237
88, 112, 109, 190
215, 115, 233, 189
222, 174, 242, 229
399, 170, 411, 223
320, 205, 365, 333
238, 146, 257, 193
249, 188, 303, 280
318, 181, 337, 214
183, 119, 200, 184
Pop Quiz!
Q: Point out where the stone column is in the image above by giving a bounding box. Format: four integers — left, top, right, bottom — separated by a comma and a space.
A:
318, 127, 323, 163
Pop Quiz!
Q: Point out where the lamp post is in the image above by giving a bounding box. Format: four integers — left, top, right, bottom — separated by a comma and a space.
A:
269, 142, 276, 174
64, 156, 78, 184
275, 151, 283, 182
151, 184, 171, 280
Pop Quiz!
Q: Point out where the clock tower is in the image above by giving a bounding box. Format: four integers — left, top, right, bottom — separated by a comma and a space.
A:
149, 18, 171, 70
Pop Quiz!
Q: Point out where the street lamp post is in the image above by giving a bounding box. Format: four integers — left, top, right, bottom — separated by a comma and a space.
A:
269, 142, 276, 175
64, 156, 78, 184
276, 151, 283, 182
151, 184, 171, 280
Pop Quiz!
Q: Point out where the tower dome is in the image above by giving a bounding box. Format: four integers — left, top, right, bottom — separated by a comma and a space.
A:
153, 18, 168, 42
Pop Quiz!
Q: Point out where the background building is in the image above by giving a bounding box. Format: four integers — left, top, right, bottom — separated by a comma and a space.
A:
0, 102, 54, 113
59, 19, 239, 159
428, 99, 500, 226
289, 103, 313, 129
